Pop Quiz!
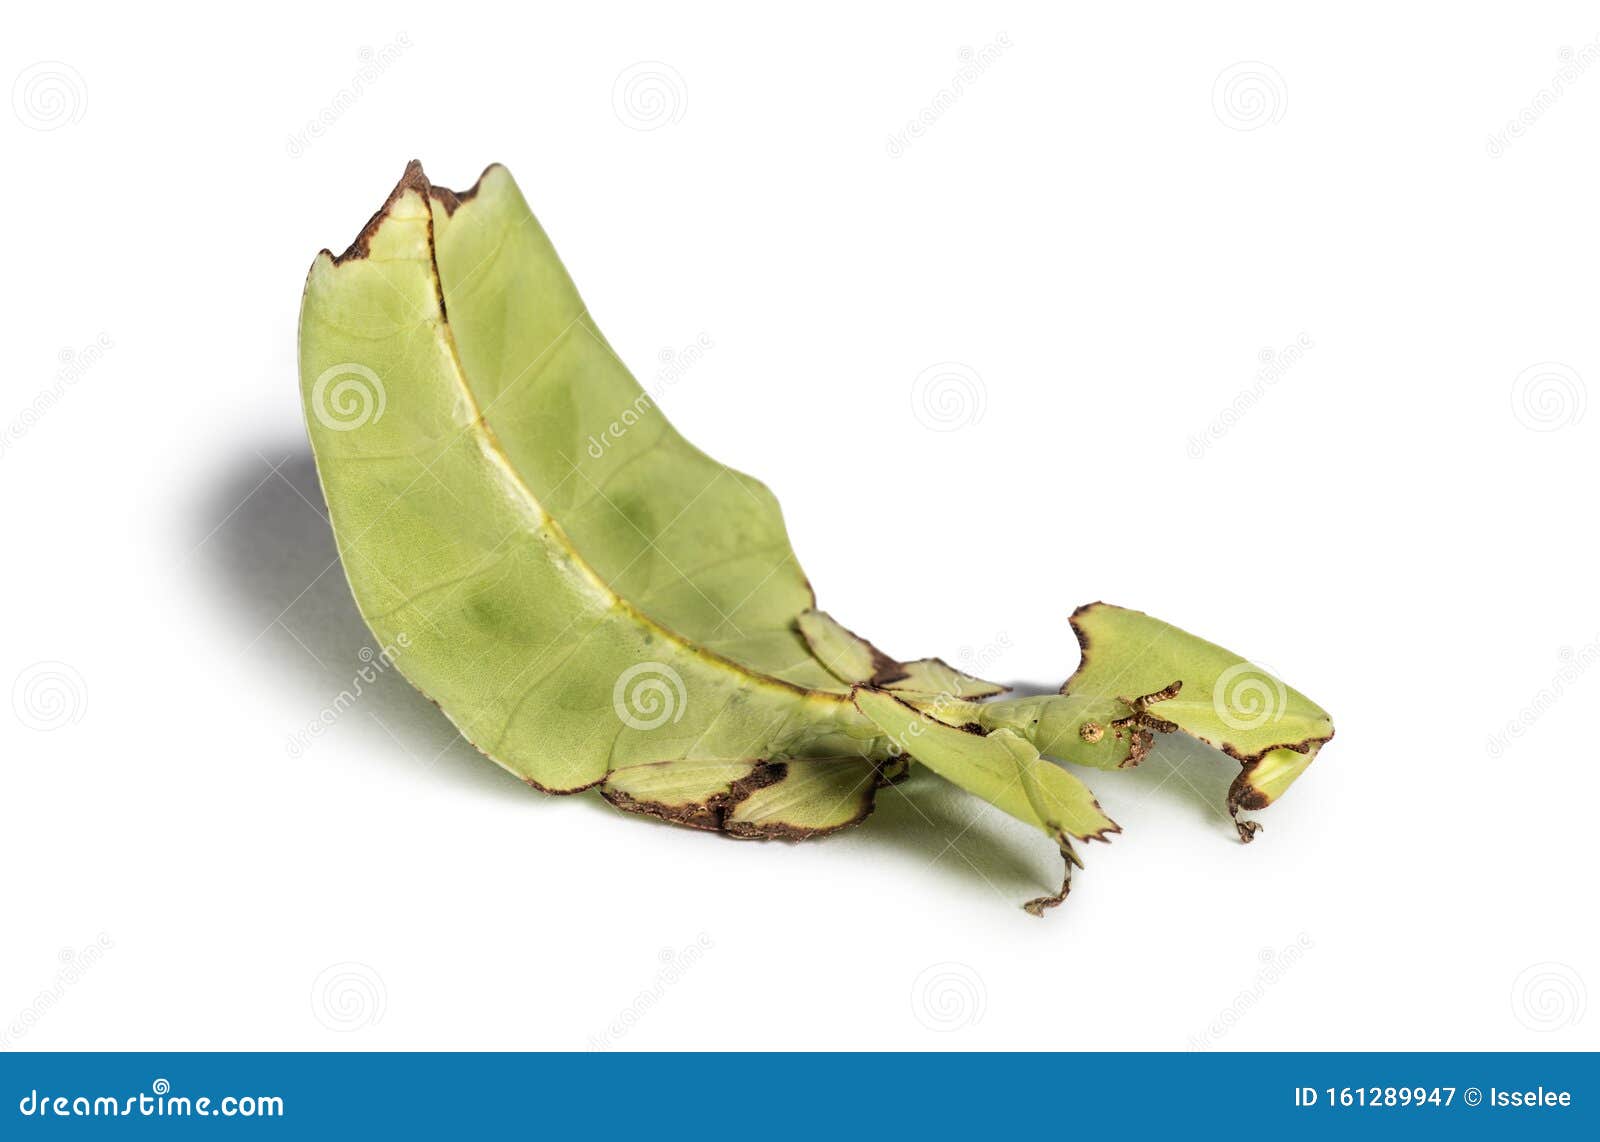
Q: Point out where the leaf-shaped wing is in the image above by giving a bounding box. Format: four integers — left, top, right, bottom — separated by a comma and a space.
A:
601, 759, 771, 829
723, 758, 880, 839
601, 756, 879, 838
427, 166, 837, 691
299, 163, 859, 792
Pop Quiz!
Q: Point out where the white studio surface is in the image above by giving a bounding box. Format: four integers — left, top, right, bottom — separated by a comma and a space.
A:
3, 1, 1595, 1051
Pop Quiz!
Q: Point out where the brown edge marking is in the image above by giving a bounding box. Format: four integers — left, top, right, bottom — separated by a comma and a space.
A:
428, 163, 502, 217
1059, 600, 1108, 695
330, 159, 430, 265
328, 161, 506, 264
877, 754, 912, 784
1022, 791, 1130, 915
850, 684, 962, 732
600, 760, 882, 842
524, 773, 606, 795
1067, 600, 1333, 762
722, 756, 883, 841
600, 760, 785, 832
1224, 728, 1336, 842
1067, 811, 1122, 846
722, 784, 878, 842
1219, 728, 1337, 767
1227, 766, 1272, 843
797, 610, 911, 687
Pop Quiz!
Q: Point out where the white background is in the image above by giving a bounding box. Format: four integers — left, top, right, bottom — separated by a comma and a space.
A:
4, 2, 1596, 1051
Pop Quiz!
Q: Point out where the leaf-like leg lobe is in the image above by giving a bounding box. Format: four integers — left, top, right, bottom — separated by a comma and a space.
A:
602, 756, 881, 840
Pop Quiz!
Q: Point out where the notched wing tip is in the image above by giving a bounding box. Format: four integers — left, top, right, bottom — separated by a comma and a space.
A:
331, 159, 434, 265
1082, 818, 1122, 845
329, 159, 510, 263
428, 162, 504, 217
722, 809, 876, 843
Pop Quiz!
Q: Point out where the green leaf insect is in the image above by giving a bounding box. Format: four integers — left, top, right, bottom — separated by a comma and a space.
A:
298, 162, 1335, 914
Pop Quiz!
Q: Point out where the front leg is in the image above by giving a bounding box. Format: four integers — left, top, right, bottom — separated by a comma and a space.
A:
971, 606, 1332, 841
